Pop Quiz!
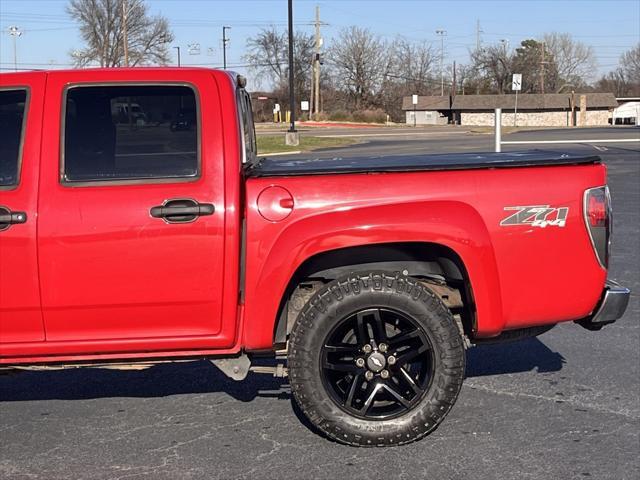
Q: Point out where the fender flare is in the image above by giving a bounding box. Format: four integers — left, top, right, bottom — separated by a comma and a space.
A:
242, 200, 504, 349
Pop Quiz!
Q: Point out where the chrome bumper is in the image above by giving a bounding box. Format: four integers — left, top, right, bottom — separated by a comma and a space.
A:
577, 280, 631, 330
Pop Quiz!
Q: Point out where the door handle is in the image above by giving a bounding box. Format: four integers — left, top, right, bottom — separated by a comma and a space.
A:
0, 207, 27, 231
150, 199, 214, 223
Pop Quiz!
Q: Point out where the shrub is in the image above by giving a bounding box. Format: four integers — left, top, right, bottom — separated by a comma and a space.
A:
328, 110, 351, 121
326, 109, 387, 123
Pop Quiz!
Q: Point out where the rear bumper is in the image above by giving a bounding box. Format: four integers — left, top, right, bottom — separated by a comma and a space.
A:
576, 280, 631, 330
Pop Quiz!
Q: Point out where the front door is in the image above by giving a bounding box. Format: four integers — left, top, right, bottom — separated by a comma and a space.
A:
37, 71, 227, 350
0, 75, 46, 343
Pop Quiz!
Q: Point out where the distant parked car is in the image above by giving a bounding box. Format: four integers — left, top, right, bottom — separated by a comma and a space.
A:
112, 101, 147, 125
170, 108, 196, 131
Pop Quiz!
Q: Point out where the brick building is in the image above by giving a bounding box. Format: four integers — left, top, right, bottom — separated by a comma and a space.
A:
402, 93, 618, 127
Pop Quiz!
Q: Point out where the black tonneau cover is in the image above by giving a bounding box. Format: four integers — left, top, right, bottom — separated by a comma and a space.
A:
246, 150, 600, 178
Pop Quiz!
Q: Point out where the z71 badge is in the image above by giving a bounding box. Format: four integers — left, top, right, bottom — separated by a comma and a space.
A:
500, 205, 569, 228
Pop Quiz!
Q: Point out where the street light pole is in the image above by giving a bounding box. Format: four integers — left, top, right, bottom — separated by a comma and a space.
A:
8, 26, 22, 72
287, 0, 296, 133
436, 29, 446, 96
500, 39, 509, 56
173, 46, 181, 67
285, 0, 299, 145
222, 26, 231, 69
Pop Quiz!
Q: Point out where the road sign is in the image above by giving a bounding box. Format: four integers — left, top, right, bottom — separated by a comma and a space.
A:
512, 74, 522, 91
301, 101, 309, 111
274, 103, 281, 112
412, 94, 419, 105
512, 74, 522, 127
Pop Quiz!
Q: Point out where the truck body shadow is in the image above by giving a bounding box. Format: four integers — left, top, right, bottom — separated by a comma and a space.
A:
0, 338, 563, 402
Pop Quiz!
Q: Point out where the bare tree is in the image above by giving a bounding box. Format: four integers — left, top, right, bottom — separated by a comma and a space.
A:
456, 63, 492, 94
596, 44, 640, 96
471, 43, 514, 93
68, 0, 173, 67
244, 27, 314, 104
543, 32, 597, 87
371, 38, 437, 119
391, 38, 436, 93
620, 43, 640, 84
244, 27, 288, 89
329, 26, 390, 109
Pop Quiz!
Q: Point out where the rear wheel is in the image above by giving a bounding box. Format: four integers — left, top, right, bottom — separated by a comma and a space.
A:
288, 272, 466, 446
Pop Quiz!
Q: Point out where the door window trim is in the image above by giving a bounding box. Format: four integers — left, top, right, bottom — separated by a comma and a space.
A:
0, 86, 30, 191
236, 87, 257, 165
59, 81, 202, 188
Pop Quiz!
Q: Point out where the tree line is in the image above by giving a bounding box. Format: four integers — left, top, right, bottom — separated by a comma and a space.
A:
245, 26, 639, 121
67, 0, 640, 122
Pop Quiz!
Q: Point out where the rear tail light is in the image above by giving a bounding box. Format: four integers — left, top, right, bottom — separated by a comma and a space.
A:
583, 186, 611, 268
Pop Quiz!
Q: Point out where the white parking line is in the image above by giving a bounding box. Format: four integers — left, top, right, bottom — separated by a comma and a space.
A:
259, 150, 302, 156
501, 139, 639, 145
314, 131, 468, 138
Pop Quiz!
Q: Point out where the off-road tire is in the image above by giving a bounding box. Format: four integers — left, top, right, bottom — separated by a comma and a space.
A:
288, 271, 466, 446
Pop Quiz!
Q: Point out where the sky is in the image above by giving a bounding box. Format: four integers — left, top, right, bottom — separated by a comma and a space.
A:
1, 0, 639, 90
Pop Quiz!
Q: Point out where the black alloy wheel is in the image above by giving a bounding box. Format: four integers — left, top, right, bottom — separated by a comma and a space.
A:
321, 307, 434, 420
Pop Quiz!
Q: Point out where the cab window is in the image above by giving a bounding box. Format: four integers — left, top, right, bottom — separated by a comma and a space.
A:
63, 85, 199, 183
0, 89, 27, 187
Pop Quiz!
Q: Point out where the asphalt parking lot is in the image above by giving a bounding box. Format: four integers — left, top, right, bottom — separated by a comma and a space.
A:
1, 127, 638, 480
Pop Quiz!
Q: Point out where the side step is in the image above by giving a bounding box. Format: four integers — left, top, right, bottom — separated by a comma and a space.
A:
1, 354, 289, 382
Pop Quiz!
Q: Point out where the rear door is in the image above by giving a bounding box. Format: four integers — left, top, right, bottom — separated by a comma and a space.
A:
37, 70, 230, 351
0, 74, 46, 343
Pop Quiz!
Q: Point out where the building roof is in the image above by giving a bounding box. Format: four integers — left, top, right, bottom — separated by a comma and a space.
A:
402, 93, 618, 111
401, 96, 450, 110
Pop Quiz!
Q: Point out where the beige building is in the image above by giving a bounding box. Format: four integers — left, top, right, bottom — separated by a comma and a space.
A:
402, 93, 618, 127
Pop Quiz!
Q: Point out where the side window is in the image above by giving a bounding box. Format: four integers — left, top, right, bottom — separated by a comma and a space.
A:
0, 89, 27, 187
238, 89, 257, 164
63, 85, 199, 183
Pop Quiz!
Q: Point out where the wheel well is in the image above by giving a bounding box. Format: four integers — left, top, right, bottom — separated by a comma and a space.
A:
273, 242, 476, 345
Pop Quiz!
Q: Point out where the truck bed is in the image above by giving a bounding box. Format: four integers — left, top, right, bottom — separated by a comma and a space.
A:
246, 150, 600, 177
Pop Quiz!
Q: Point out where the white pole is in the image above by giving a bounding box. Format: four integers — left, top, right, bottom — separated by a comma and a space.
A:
514, 90, 518, 127
495, 108, 502, 152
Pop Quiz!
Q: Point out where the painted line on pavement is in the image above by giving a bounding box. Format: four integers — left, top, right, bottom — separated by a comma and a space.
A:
502, 139, 639, 145
313, 131, 469, 138
258, 150, 302, 156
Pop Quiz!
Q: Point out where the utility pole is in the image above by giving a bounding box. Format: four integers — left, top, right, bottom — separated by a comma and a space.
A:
436, 29, 446, 96
313, 5, 321, 121
222, 26, 231, 69
475, 20, 482, 94
309, 63, 314, 121
476, 20, 482, 52
539, 41, 546, 94
8, 26, 22, 72
121, 0, 129, 66
173, 46, 181, 67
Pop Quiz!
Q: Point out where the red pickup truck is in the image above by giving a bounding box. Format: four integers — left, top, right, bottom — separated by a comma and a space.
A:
0, 68, 630, 446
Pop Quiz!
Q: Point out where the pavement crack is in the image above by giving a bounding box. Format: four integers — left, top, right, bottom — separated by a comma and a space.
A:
463, 381, 640, 419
